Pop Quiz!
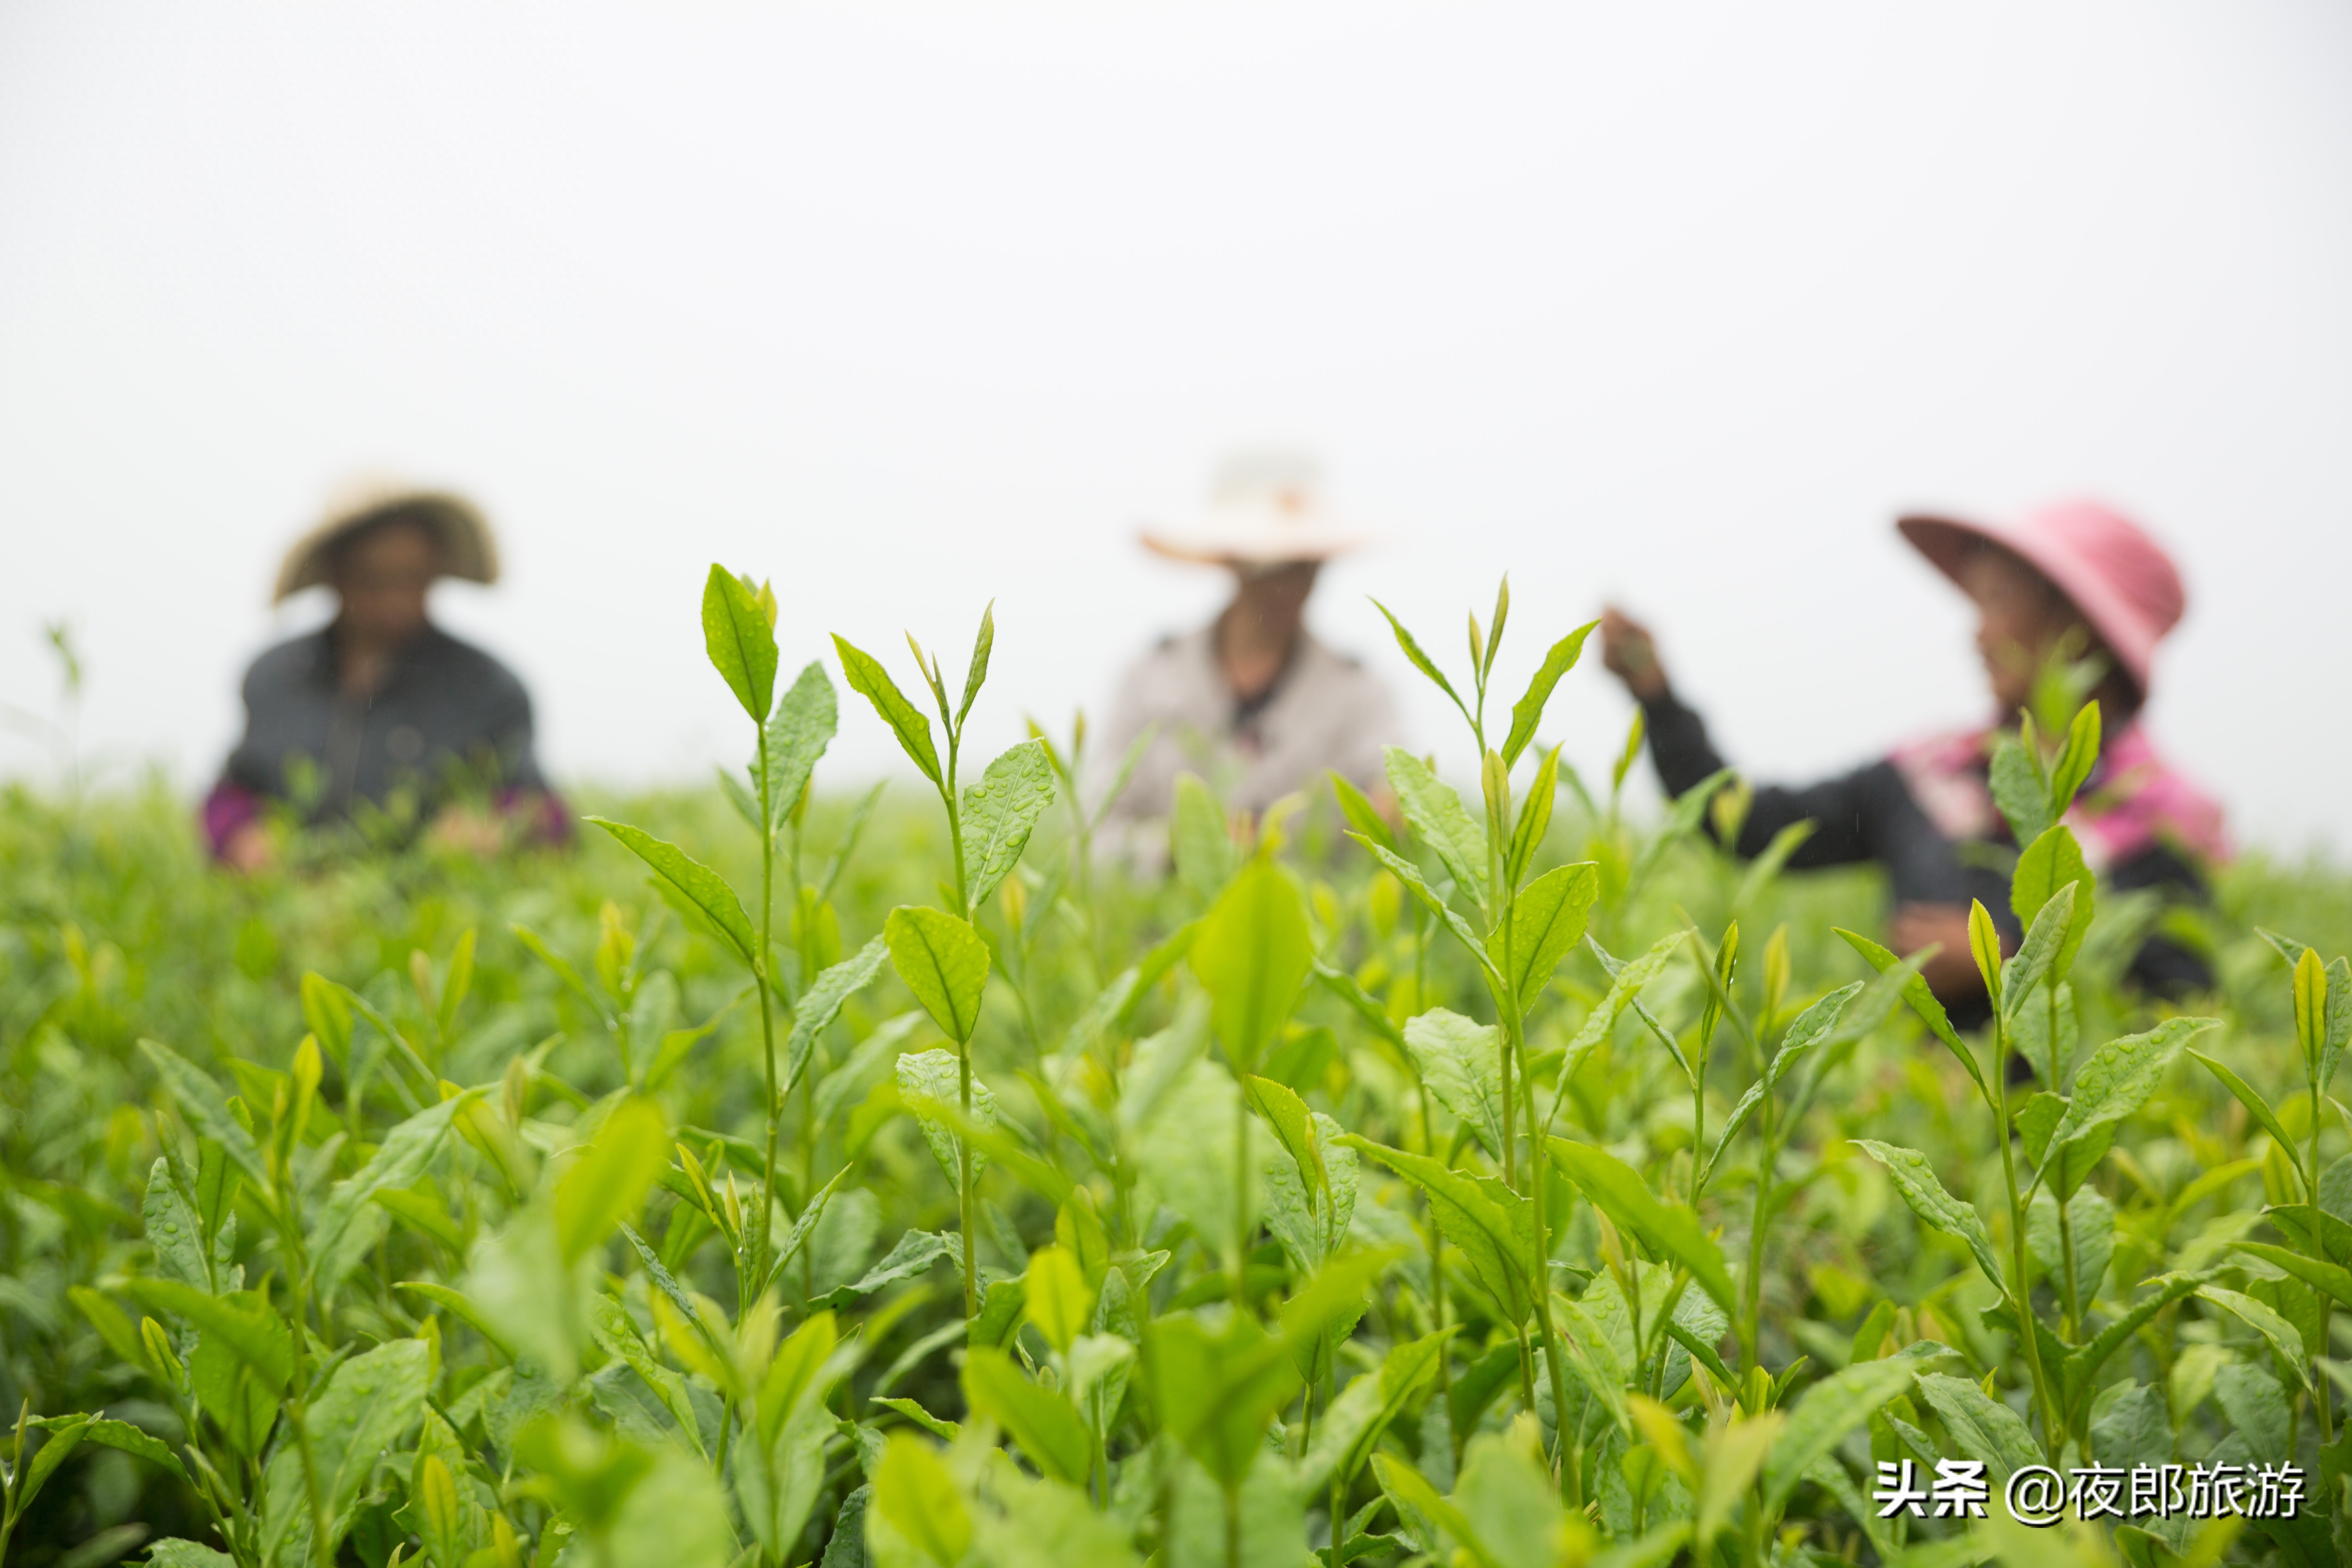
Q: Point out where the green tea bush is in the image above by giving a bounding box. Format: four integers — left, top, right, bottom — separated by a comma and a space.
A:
4, 570, 2350, 1568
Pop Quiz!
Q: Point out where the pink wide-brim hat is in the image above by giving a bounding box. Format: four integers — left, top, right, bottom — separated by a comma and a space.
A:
1898, 499, 2186, 698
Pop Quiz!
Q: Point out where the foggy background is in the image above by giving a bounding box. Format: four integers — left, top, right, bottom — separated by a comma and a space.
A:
3, 3, 2348, 851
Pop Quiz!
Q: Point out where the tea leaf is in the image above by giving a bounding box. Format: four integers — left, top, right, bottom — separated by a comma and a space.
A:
1503, 743, 1562, 889
2001, 881, 2077, 1019
1988, 735, 2052, 846
2198, 1285, 2312, 1392
762, 662, 837, 831
1328, 770, 1398, 857
121, 1277, 293, 1390
2047, 701, 2101, 817
1400, 1010, 1507, 1163
2011, 826, 2094, 982
960, 738, 1055, 918
1556, 930, 1684, 1098
137, 1039, 270, 1192
784, 935, 890, 1094
140, 1544, 232, 1568
961, 1345, 1090, 1483
301, 971, 354, 1071
1341, 1136, 1539, 1324
2234, 1240, 2352, 1314
311, 1091, 474, 1294
834, 635, 942, 786
1501, 621, 1597, 766
1493, 861, 1599, 1010
1243, 1075, 1327, 1212
1699, 981, 1862, 1187
2190, 1050, 2301, 1168
2294, 947, 2328, 1082
1298, 1329, 1451, 1499
1384, 749, 1488, 915
12, 1417, 91, 1517
2014, 1091, 2067, 1168
1835, 927, 1988, 1102
2027, 1186, 2114, 1309
143, 1158, 209, 1292
819, 1229, 960, 1309
1189, 859, 1313, 1076
1852, 1140, 2005, 1290
58, 1417, 189, 1486
258, 1339, 431, 1568
1967, 900, 2005, 1011
702, 564, 779, 723
1170, 773, 1236, 901
1145, 1309, 1300, 1490
956, 601, 996, 727
1456, 1418, 1571, 1565
1761, 1357, 1918, 1510
871, 1434, 971, 1568
1311, 959, 1405, 1050
1553, 1292, 1632, 1435
1610, 708, 1647, 796
884, 907, 991, 1045
1624, 767, 1735, 897
1696, 1412, 1782, 1550
1350, 835, 1501, 987
1548, 1138, 1737, 1320
587, 818, 758, 967
1913, 1372, 2040, 1485
1368, 599, 1469, 722
1021, 1244, 1094, 1355
1370, 1452, 1474, 1561
556, 1096, 670, 1264
394, 1280, 517, 1362
2041, 1016, 2213, 1199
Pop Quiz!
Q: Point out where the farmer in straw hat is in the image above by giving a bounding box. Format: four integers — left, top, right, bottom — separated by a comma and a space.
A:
1599, 499, 2223, 1018
204, 480, 566, 869
1091, 450, 1401, 862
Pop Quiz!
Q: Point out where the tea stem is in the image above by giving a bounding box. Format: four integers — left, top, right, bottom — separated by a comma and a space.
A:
756, 742, 781, 1289
959, 1042, 978, 1323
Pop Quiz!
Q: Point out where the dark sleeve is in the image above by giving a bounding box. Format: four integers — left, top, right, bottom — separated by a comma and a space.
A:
220, 653, 283, 796
2108, 843, 2216, 998
1639, 688, 1883, 869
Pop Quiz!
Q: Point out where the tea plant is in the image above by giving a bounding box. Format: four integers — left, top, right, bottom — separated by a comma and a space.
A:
1, 569, 2349, 1568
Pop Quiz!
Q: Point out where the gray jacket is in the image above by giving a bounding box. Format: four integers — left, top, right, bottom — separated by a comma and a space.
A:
222, 624, 546, 819
1091, 625, 1398, 843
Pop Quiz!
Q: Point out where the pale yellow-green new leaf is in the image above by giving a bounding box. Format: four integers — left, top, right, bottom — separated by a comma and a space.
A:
871, 1434, 971, 1568
1189, 859, 1313, 1074
1695, 1411, 1782, 1551
1023, 1244, 1095, 1356
555, 1095, 670, 1265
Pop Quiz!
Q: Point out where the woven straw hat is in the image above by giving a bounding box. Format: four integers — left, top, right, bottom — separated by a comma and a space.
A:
1898, 499, 2185, 699
274, 479, 499, 603
1139, 449, 1374, 566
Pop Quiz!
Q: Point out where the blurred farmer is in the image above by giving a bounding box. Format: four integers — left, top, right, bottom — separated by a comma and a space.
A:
1600, 500, 2222, 1013
204, 482, 566, 868
1091, 452, 1399, 861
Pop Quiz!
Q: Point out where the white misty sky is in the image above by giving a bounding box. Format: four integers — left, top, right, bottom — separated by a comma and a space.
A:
2, 3, 2348, 852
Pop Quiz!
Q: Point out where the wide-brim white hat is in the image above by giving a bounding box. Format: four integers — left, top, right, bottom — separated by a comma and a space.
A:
274, 478, 499, 603
1138, 448, 1374, 565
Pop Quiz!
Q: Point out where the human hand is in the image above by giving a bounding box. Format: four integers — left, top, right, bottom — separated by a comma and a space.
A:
1889, 902, 1994, 1005
223, 822, 278, 874
1599, 606, 1669, 701
426, 803, 508, 859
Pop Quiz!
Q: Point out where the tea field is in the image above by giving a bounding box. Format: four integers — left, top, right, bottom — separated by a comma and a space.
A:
5, 574, 2352, 1568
